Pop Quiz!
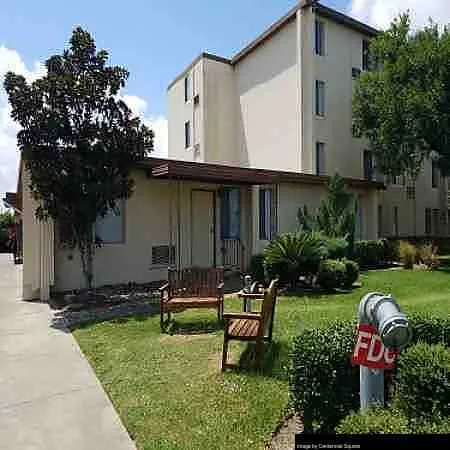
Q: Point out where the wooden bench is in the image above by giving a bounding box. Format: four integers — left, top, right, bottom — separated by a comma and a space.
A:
221, 279, 278, 371
159, 267, 224, 331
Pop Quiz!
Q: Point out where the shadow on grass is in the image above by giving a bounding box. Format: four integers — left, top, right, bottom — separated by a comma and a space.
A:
281, 284, 361, 299
54, 307, 159, 333
166, 318, 223, 335
235, 341, 290, 380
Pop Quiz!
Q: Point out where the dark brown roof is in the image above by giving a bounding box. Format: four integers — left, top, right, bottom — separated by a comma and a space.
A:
138, 157, 385, 190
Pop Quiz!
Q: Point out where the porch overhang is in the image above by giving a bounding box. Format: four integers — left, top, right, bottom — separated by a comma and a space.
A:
138, 158, 385, 190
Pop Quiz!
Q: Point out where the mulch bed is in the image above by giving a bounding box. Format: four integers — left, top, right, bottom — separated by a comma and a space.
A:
49, 281, 164, 329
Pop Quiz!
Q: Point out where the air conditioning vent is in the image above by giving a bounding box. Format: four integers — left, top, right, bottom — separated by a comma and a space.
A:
152, 245, 176, 266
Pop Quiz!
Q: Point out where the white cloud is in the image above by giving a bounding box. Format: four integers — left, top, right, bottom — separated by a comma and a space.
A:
348, 0, 450, 29
121, 94, 168, 157
0, 46, 168, 207
0, 46, 45, 206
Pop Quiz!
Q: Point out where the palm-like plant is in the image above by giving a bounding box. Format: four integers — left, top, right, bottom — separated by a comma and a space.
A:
263, 231, 327, 287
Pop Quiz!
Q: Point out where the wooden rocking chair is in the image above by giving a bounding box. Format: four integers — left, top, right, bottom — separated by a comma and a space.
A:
221, 279, 278, 371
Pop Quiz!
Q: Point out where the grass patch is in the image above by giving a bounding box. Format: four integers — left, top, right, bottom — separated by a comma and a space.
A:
73, 269, 450, 450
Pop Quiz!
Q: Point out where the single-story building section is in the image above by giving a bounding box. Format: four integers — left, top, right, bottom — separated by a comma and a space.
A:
15, 157, 383, 301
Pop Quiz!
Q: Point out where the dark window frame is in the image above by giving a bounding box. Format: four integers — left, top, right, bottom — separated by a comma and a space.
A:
315, 142, 325, 176
259, 187, 277, 241
425, 208, 432, 235
315, 19, 325, 56
184, 121, 191, 149
315, 80, 325, 117
220, 187, 241, 240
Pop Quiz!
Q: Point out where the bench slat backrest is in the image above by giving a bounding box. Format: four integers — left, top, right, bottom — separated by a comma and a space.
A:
168, 267, 224, 298
258, 279, 278, 338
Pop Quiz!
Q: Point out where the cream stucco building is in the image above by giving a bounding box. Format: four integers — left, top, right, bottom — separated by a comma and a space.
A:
13, 0, 449, 300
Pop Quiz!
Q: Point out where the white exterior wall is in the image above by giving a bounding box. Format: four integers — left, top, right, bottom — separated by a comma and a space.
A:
22, 168, 54, 300
54, 171, 253, 291
234, 20, 300, 171
168, 59, 204, 161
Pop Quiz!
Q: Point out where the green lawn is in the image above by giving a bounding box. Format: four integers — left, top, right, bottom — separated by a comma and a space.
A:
73, 268, 450, 450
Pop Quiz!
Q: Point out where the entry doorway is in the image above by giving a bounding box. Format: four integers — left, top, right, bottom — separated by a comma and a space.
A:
191, 190, 216, 266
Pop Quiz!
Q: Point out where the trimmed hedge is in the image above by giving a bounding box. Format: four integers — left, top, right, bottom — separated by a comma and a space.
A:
336, 408, 409, 434
290, 321, 359, 433
316, 259, 359, 290
342, 258, 359, 288
290, 315, 450, 434
316, 259, 347, 291
394, 343, 450, 419
353, 239, 398, 267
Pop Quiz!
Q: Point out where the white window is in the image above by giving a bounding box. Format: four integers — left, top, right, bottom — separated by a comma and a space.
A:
315, 80, 325, 116
184, 74, 191, 102
316, 142, 325, 175
184, 121, 191, 148
95, 201, 125, 244
315, 19, 325, 56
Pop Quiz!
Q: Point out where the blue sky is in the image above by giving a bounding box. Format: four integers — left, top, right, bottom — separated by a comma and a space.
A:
0, 0, 344, 116
1, 0, 448, 200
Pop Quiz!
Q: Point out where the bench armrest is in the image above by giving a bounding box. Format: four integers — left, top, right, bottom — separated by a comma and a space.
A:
237, 292, 264, 299
159, 283, 169, 292
223, 312, 261, 321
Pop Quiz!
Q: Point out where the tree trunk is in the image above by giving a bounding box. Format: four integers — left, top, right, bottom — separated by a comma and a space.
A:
77, 231, 95, 292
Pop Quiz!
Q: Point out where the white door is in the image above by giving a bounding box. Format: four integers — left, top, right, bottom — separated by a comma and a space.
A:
191, 190, 215, 266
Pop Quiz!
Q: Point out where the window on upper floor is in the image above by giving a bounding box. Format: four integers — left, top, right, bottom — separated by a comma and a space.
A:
95, 200, 125, 244
259, 186, 277, 241
184, 121, 191, 149
363, 150, 374, 180
393, 206, 399, 236
425, 208, 432, 235
315, 80, 325, 117
315, 19, 325, 56
432, 160, 439, 188
433, 209, 440, 235
184, 74, 191, 103
220, 187, 241, 239
378, 204, 383, 236
315, 142, 326, 176
362, 39, 370, 71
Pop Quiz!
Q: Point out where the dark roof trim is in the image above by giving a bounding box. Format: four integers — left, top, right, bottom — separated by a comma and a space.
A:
167, 52, 231, 91
314, 3, 378, 37
138, 157, 385, 190
231, 4, 299, 65
167, 2, 379, 90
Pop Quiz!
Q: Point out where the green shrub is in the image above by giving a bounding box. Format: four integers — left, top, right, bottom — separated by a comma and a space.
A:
399, 241, 417, 269
322, 236, 349, 259
290, 320, 358, 433
384, 239, 399, 262
263, 231, 327, 286
316, 259, 346, 291
354, 240, 388, 267
418, 244, 440, 270
336, 408, 409, 434
394, 343, 450, 419
249, 253, 265, 282
409, 314, 450, 347
410, 414, 450, 433
341, 258, 359, 288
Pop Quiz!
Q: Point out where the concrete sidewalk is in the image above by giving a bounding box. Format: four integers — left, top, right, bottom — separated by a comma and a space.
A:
0, 254, 136, 450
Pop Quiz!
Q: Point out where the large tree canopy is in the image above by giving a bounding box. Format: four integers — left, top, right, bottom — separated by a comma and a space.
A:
353, 14, 450, 177
4, 27, 154, 289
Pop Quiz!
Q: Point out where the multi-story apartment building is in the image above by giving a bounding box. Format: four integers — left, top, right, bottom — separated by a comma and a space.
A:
168, 0, 449, 241
14, 0, 450, 299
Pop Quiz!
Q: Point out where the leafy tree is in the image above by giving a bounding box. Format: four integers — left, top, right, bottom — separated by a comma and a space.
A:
4, 28, 153, 290
0, 211, 15, 253
353, 14, 450, 177
298, 174, 356, 245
